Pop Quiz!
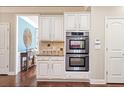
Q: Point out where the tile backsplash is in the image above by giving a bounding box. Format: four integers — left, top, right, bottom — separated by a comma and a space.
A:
39, 41, 64, 55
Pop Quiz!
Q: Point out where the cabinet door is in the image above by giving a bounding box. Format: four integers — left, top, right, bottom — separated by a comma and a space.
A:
51, 62, 64, 78
53, 16, 64, 41
78, 14, 90, 30
37, 62, 49, 78
64, 14, 77, 31
40, 17, 51, 41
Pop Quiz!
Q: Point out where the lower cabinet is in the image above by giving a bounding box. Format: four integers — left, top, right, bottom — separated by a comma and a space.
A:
37, 62, 49, 78
51, 62, 64, 78
37, 60, 64, 79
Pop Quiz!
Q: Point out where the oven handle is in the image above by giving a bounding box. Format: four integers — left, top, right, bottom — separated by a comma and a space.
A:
66, 36, 88, 39
66, 54, 89, 57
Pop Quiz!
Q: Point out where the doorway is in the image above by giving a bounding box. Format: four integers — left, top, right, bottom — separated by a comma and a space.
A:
105, 17, 124, 83
0, 23, 9, 74
16, 15, 39, 74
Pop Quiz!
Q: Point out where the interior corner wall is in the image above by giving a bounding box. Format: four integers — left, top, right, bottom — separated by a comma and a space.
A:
90, 6, 124, 79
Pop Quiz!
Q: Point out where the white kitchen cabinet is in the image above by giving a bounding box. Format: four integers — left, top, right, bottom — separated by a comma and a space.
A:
64, 14, 77, 31
39, 15, 64, 41
40, 17, 51, 41
53, 16, 64, 41
64, 13, 90, 31
37, 62, 49, 78
78, 14, 90, 30
36, 56, 65, 79
51, 62, 64, 78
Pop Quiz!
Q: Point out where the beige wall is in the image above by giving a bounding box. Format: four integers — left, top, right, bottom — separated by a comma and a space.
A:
0, 6, 88, 73
91, 6, 124, 79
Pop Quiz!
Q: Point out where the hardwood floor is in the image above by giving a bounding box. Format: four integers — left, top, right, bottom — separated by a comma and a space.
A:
0, 66, 124, 87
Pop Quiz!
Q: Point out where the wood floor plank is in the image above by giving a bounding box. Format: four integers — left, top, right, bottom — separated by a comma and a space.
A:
0, 66, 124, 87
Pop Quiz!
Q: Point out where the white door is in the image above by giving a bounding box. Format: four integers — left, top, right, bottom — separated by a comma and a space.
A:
106, 18, 124, 83
37, 62, 49, 78
51, 62, 64, 78
78, 14, 90, 30
53, 16, 64, 41
0, 23, 9, 74
64, 14, 77, 31
40, 17, 51, 41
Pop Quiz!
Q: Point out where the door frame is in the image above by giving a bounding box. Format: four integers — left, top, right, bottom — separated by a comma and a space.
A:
105, 16, 124, 83
0, 23, 9, 74
15, 14, 40, 74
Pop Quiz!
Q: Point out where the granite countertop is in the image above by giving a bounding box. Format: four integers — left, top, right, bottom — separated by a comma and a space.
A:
36, 54, 64, 56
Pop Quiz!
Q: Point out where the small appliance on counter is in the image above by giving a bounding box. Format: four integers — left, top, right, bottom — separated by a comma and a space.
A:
66, 32, 89, 71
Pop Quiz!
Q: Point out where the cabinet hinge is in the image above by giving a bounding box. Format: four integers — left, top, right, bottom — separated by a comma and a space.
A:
7, 65, 8, 68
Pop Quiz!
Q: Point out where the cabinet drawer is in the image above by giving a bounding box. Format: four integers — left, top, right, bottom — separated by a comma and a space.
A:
37, 56, 50, 61
51, 57, 64, 61
66, 72, 89, 79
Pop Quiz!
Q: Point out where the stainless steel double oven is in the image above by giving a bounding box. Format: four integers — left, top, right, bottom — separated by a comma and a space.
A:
66, 32, 89, 71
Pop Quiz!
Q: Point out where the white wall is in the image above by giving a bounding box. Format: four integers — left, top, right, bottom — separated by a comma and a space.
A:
91, 6, 124, 80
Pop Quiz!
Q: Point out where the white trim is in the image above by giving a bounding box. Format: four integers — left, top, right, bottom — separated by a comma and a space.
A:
105, 16, 108, 84
7, 23, 10, 75
37, 79, 90, 82
89, 12, 92, 83
9, 72, 16, 75
90, 79, 106, 84
105, 16, 124, 19
16, 16, 19, 75
64, 12, 91, 14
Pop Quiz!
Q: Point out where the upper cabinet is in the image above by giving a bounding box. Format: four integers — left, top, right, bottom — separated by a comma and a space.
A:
40, 16, 51, 41
78, 14, 90, 30
64, 13, 90, 31
64, 14, 77, 31
53, 16, 64, 41
39, 15, 64, 41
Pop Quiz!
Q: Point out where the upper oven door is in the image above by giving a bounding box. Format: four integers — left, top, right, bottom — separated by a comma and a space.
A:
66, 36, 89, 53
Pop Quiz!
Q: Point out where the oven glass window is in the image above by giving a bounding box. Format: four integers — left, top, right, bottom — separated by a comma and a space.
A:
69, 40, 85, 49
69, 57, 85, 67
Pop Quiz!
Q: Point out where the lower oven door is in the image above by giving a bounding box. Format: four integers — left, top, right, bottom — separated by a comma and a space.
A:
66, 54, 89, 71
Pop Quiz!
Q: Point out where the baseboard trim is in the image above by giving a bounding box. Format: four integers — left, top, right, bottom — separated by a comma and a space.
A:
37, 79, 90, 82
9, 72, 16, 75
90, 79, 106, 84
